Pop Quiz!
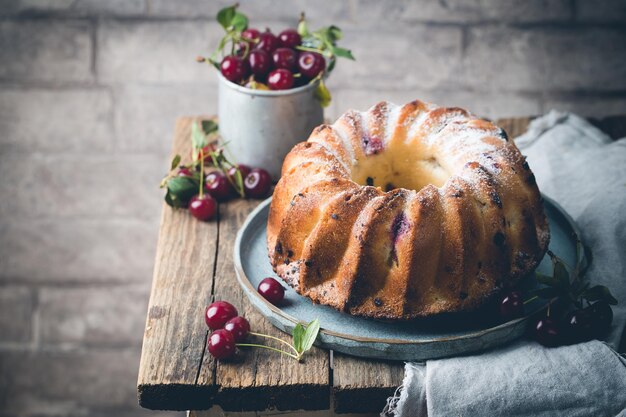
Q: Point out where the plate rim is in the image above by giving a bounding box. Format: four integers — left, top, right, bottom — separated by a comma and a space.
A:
233, 194, 582, 346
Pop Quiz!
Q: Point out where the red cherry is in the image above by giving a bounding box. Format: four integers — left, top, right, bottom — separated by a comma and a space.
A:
256, 31, 279, 54
267, 69, 294, 90
298, 51, 326, 79
258, 277, 285, 305
588, 301, 613, 337
228, 164, 252, 182
205, 171, 233, 202
205, 301, 238, 330
178, 167, 192, 177
248, 49, 271, 78
272, 47, 298, 71
208, 329, 236, 359
242, 28, 261, 42
499, 290, 524, 322
244, 168, 272, 198
220, 55, 250, 83
278, 29, 301, 49
563, 309, 594, 344
224, 316, 251, 342
534, 317, 562, 347
192, 144, 216, 164
189, 194, 217, 221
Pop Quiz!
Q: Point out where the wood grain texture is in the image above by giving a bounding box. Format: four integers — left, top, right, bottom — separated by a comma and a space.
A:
332, 354, 404, 414
139, 115, 626, 413
196, 199, 331, 411
138, 118, 218, 410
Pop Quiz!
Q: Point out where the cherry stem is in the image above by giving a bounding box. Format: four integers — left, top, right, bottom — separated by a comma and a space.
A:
236, 343, 300, 360
198, 149, 205, 198
249, 331, 299, 355
523, 295, 539, 305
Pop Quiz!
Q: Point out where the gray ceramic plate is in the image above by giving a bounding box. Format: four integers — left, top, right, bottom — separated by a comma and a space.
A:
234, 196, 581, 361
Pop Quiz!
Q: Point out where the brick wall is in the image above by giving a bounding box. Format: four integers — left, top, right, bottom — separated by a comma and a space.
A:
0, 1, 625, 416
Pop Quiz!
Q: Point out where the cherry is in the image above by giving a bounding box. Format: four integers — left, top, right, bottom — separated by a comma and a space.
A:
564, 309, 594, 344
499, 290, 524, 322
242, 28, 261, 42
267, 69, 294, 90
189, 194, 217, 221
224, 316, 251, 342
534, 317, 562, 347
248, 49, 271, 78
272, 47, 298, 71
192, 144, 216, 164
205, 301, 238, 330
178, 167, 192, 177
258, 277, 285, 305
244, 168, 272, 198
205, 171, 233, 202
255, 31, 279, 54
220, 55, 250, 83
278, 29, 301, 49
228, 164, 252, 182
298, 51, 326, 79
588, 301, 613, 337
208, 329, 236, 359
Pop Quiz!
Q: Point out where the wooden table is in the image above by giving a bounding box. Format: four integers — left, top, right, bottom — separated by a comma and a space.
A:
137, 114, 626, 414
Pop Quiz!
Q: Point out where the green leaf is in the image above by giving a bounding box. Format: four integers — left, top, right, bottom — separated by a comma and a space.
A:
297, 14, 309, 37
553, 260, 570, 290
326, 56, 336, 74
583, 285, 618, 305
217, 5, 236, 30
535, 272, 560, 287
170, 154, 181, 171
532, 286, 559, 299
191, 122, 209, 152
233, 166, 244, 197
292, 323, 305, 353
201, 120, 218, 135
331, 46, 355, 60
164, 190, 176, 208
231, 12, 248, 32
314, 80, 331, 108
167, 176, 198, 206
327, 25, 342, 42
301, 319, 320, 352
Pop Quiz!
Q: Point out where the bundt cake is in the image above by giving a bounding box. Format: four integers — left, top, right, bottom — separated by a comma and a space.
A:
267, 99, 550, 319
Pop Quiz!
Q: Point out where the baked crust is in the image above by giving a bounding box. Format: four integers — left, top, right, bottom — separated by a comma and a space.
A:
267, 100, 550, 319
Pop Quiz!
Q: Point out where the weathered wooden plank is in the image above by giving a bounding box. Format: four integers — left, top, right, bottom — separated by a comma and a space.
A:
138, 118, 219, 410
195, 198, 331, 411
332, 354, 404, 414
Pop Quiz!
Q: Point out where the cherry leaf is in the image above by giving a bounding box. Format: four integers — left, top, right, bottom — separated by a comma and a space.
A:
217, 5, 236, 30
532, 286, 559, 299
191, 122, 209, 152
583, 285, 618, 305
231, 12, 248, 32
332, 46, 355, 60
167, 176, 198, 207
201, 120, 218, 135
314, 80, 331, 108
301, 319, 320, 353
292, 323, 305, 354
170, 154, 181, 171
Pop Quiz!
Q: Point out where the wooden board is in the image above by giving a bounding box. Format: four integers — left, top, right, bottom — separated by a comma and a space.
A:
138, 114, 626, 414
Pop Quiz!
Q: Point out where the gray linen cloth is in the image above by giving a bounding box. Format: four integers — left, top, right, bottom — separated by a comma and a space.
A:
384, 111, 626, 417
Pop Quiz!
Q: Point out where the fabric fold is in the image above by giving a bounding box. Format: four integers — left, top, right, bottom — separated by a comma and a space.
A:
385, 111, 626, 417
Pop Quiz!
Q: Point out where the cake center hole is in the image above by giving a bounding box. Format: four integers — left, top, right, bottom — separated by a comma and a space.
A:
351, 143, 452, 191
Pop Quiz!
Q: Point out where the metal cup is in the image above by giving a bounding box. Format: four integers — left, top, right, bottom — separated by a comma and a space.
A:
218, 74, 324, 180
